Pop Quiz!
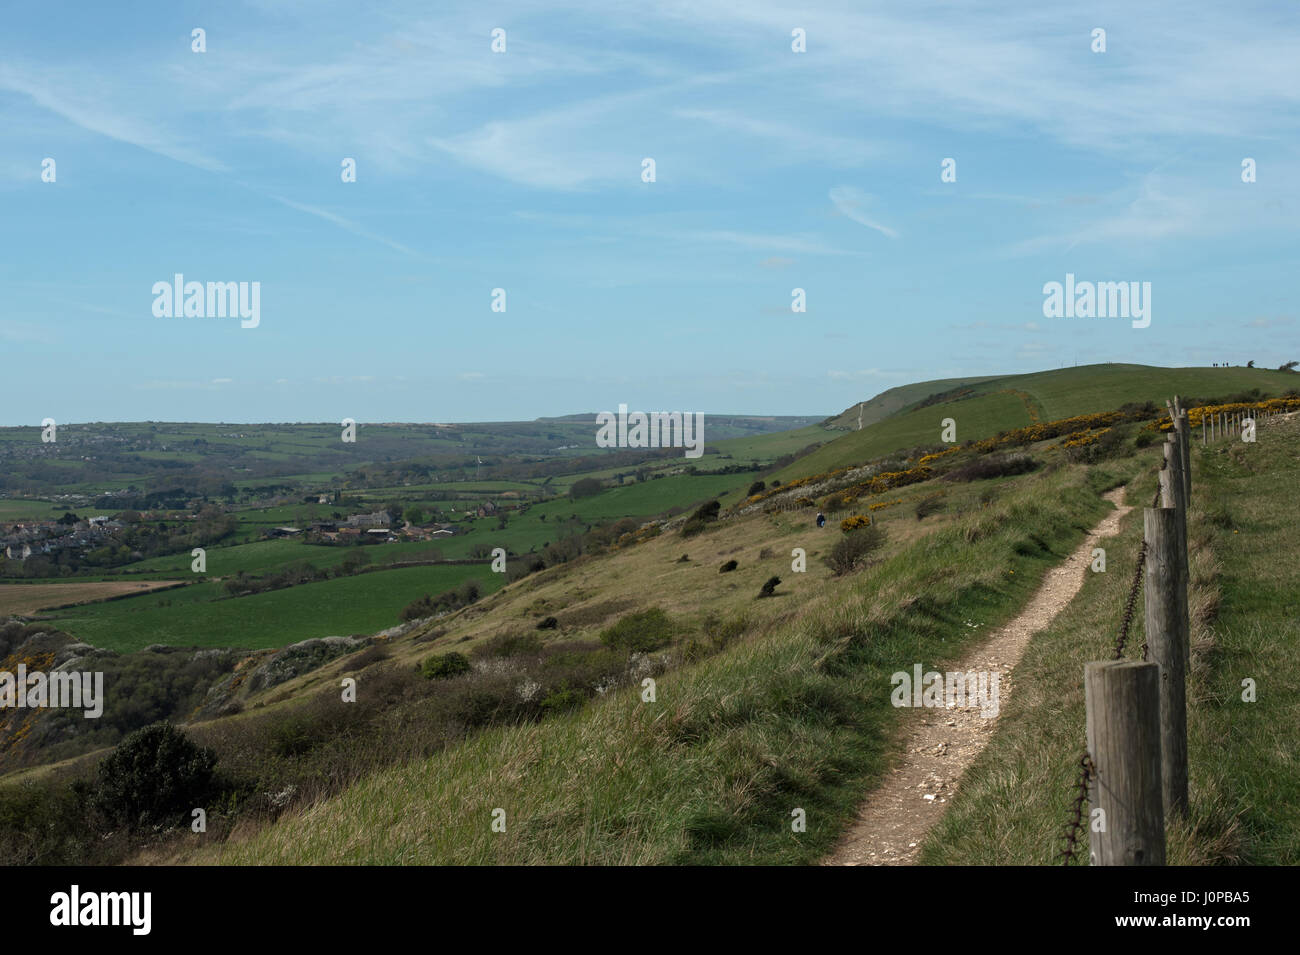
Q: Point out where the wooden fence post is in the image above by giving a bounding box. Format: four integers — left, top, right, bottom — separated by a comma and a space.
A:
1085, 660, 1166, 865
1144, 506, 1189, 818
1177, 411, 1191, 497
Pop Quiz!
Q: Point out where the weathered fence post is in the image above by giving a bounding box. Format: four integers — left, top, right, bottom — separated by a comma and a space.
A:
1085, 660, 1166, 865
1177, 411, 1191, 497
1144, 505, 1189, 818
1162, 439, 1188, 555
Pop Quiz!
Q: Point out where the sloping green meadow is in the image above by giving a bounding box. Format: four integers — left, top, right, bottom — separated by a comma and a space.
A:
195, 459, 1129, 864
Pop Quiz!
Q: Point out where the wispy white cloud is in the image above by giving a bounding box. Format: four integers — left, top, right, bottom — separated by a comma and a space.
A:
673, 108, 877, 166
269, 195, 428, 258
0, 320, 59, 345
1002, 168, 1299, 255
829, 186, 898, 238
0, 63, 224, 172
683, 229, 847, 254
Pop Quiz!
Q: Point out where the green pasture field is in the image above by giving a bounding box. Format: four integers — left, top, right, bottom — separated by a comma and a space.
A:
41, 563, 502, 653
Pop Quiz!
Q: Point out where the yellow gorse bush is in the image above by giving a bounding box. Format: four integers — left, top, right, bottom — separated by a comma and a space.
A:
1161, 396, 1300, 431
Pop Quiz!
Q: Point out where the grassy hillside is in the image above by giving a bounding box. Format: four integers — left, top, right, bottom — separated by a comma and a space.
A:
162, 454, 1135, 865
769, 364, 1298, 488
923, 412, 1300, 865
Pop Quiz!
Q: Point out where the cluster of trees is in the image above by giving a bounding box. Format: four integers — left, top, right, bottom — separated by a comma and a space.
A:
400, 579, 483, 622
97, 506, 237, 569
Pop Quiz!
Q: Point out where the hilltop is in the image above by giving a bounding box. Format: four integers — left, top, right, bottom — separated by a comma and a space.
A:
761, 363, 1298, 490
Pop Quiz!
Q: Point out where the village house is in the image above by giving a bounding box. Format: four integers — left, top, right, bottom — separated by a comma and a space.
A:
344, 511, 390, 529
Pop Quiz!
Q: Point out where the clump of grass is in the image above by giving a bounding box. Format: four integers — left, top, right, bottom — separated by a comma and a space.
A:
915, 493, 946, 521
473, 632, 543, 659
599, 608, 674, 653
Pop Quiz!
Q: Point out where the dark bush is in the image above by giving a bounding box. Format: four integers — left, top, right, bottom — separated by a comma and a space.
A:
719, 559, 738, 573
824, 523, 886, 576
599, 608, 674, 653
506, 556, 545, 583
758, 576, 781, 598
942, 453, 1038, 483
536, 616, 559, 630
695, 500, 722, 521
400, 579, 484, 622
420, 652, 473, 680
539, 685, 587, 713
679, 498, 722, 537
747, 481, 766, 496
569, 477, 603, 500
915, 494, 946, 521
89, 723, 218, 830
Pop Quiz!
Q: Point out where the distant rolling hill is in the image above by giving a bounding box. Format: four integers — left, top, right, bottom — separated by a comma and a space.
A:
823, 375, 1003, 430
770, 363, 1298, 485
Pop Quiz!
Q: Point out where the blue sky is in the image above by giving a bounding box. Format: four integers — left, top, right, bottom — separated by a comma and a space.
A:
2, 0, 1297, 424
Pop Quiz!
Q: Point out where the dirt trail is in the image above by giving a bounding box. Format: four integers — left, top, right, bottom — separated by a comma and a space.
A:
824, 487, 1131, 866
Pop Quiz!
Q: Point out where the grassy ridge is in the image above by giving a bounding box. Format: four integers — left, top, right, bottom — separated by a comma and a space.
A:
188, 461, 1118, 864
824, 374, 1003, 429
780, 365, 1298, 488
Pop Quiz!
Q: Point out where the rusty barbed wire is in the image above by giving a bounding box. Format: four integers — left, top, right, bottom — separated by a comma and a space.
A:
1060, 751, 1096, 864
1112, 480, 1161, 661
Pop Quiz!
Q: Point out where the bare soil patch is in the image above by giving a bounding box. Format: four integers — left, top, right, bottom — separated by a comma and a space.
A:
0, 580, 184, 616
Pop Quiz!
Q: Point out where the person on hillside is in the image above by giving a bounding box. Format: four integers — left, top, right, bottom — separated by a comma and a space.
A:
816, 512, 826, 529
